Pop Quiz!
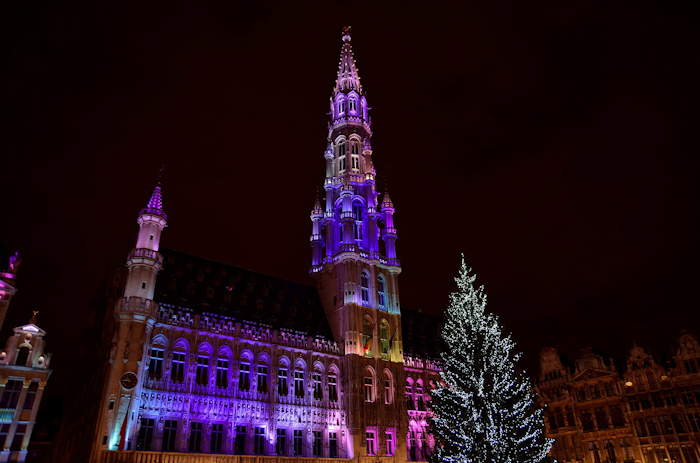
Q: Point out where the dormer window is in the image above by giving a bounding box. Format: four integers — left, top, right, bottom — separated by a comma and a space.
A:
349, 99, 357, 113
339, 100, 346, 114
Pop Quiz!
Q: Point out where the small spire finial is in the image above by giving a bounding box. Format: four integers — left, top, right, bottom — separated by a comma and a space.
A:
30, 310, 39, 325
342, 26, 352, 40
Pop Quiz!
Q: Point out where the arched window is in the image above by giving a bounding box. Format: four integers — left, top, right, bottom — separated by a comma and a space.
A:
416, 380, 425, 411
351, 141, 360, 155
380, 320, 390, 357
339, 100, 346, 114
405, 378, 414, 410
360, 272, 370, 305
377, 275, 386, 310
337, 140, 347, 173
362, 316, 373, 355
383, 370, 394, 404
364, 368, 376, 402
353, 204, 363, 240
349, 98, 357, 113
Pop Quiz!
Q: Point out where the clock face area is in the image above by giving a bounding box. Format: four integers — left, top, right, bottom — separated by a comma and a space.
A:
120, 372, 138, 390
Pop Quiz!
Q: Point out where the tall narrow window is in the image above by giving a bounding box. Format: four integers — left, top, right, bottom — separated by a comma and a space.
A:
351, 155, 359, 171
364, 376, 375, 403
406, 381, 414, 410
188, 422, 202, 452
148, 348, 164, 379
380, 320, 390, 357
276, 429, 287, 455
211, 424, 224, 453
257, 366, 268, 393
339, 101, 346, 114
196, 356, 209, 385
313, 431, 323, 457
349, 99, 357, 113
294, 371, 305, 398
408, 431, 417, 461
235, 426, 246, 454
23, 381, 38, 410
216, 359, 229, 388
239, 363, 250, 391
171, 352, 185, 383
136, 418, 155, 450
254, 427, 265, 454
162, 420, 177, 451
329, 431, 338, 458
313, 373, 322, 400
293, 430, 303, 456
360, 272, 369, 305
416, 383, 425, 411
278, 368, 288, 396
385, 431, 395, 456
339, 156, 346, 172
328, 374, 338, 401
365, 431, 377, 456
362, 316, 373, 354
377, 275, 386, 310
351, 140, 360, 154
384, 374, 393, 405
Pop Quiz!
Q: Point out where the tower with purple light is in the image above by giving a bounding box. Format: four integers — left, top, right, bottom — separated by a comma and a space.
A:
311, 25, 410, 460
89, 28, 438, 463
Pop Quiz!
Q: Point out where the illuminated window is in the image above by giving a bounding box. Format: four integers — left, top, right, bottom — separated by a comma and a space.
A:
216, 359, 228, 388
239, 363, 250, 391
211, 424, 224, 453
293, 430, 303, 456
362, 316, 373, 354
385, 430, 395, 456
339, 100, 346, 114
171, 352, 185, 383
294, 371, 305, 398
188, 422, 202, 452
254, 427, 265, 455
416, 382, 425, 411
384, 371, 394, 404
313, 373, 323, 400
278, 368, 288, 396
365, 430, 377, 456
349, 99, 357, 112
360, 272, 370, 305
377, 275, 386, 309
148, 348, 163, 379
162, 420, 177, 451
351, 155, 359, 170
364, 375, 375, 403
276, 429, 287, 455
405, 380, 414, 410
328, 375, 338, 401
136, 418, 154, 451
313, 430, 323, 457
257, 366, 268, 393
351, 140, 360, 154
380, 320, 390, 357
196, 356, 209, 385
339, 156, 346, 172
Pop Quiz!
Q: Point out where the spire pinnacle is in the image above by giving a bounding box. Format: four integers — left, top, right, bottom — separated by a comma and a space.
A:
334, 26, 362, 94
140, 171, 167, 219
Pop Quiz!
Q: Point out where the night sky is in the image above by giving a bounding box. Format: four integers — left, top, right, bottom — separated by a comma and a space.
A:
4, 1, 697, 402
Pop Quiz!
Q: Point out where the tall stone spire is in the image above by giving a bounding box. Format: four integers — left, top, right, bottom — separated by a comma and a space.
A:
334, 26, 362, 94
141, 170, 166, 219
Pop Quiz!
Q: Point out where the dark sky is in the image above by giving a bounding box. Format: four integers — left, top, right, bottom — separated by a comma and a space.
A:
4, 0, 697, 400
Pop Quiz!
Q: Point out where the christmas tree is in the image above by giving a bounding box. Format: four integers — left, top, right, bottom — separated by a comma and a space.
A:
429, 257, 553, 463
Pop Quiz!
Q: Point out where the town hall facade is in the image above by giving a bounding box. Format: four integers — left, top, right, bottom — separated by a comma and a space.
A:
90, 28, 440, 463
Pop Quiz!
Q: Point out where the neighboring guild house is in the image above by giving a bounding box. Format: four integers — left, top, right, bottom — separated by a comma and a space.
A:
0, 252, 52, 463
90, 28, 442, 463
537, 338, 700, 463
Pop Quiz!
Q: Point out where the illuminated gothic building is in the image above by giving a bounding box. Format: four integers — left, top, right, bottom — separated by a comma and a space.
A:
91, 28, 440, 463
0, 252, 52, 463
537, 336, 700, 463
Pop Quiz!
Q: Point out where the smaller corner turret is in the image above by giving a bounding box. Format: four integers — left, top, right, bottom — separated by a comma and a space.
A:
0, 251, 21, 332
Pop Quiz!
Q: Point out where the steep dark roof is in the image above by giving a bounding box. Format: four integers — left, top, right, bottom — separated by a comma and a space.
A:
401, 309, 443, 359
154, 249, 332, 338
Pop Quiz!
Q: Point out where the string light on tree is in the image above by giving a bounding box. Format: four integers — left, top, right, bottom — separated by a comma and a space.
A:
429, 256, 553, 463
